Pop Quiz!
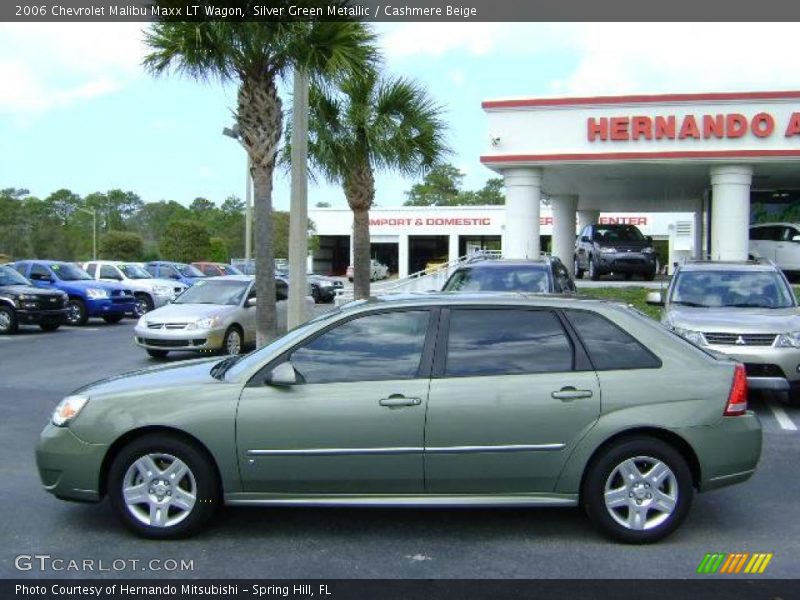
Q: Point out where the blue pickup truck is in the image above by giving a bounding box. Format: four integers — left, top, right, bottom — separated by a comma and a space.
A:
13, 260, 136, 326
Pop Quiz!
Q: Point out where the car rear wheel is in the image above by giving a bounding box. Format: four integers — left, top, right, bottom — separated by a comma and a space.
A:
583, 437, 693, 544
103, 314, 124, 324
39, 322, 61, 332
107, 434, 220, 539
134, 294, 153, 317
146, 349, 169, 359
66, 298, 88, 326
222, 326, 243, 355
0, 306, 18, 335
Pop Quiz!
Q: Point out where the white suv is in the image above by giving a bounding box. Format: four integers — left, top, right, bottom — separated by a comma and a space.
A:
749, 222, 800, 275
83, 261, 187, 316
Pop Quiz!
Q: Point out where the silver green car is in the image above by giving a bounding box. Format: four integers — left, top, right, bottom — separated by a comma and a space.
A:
37, 294, 761, 543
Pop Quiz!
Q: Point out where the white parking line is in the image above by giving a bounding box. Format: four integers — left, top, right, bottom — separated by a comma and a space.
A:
767, 402, 798, 431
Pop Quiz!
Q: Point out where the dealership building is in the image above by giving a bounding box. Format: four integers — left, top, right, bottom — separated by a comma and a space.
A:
309, 91, 800, 277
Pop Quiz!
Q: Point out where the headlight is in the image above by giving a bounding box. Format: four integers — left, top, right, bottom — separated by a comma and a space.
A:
86, 288, 108, 299
187, 316, 220, 330
52, 395, 89, 427
599, 247, 617, 254
136, 315, 147, 327
673, 327, 708, 347
642, 247, 655, 254
18, 293, 32, 300
775, 332, 800, 348
152, 285, 172, 296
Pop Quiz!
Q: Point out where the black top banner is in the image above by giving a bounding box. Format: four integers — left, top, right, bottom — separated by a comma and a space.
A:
2, 0, 799, 22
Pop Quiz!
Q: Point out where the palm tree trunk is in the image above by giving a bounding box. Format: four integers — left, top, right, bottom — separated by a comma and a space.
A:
345, 162, 375, 300
238, 73, 282, 346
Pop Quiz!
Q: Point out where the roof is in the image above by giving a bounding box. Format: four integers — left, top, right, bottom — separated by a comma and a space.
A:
678, 260, 778, 272
456, 259, 552, 268
750, 222, 800, 228
197, 275, 254, 282
347, 291, 610, 310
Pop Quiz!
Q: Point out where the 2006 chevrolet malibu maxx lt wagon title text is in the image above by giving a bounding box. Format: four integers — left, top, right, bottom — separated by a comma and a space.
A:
36, 294, 762, 543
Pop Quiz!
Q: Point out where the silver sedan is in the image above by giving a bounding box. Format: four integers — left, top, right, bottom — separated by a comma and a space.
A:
133, 276, 312, 359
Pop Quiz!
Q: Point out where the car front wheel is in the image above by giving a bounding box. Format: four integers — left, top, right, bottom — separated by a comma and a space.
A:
0, 306, 18, 335
588, 256, 601, 281
66, 298, 88, 326
583, 437, 693, 544
134, 294, 154, 317
107, 434, 220, 539
222, 326, 243, 355
574, 257, 585, 279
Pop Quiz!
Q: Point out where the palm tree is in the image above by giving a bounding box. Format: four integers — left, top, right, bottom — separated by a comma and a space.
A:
143, 14, 376, 345
302, 71, 448, 299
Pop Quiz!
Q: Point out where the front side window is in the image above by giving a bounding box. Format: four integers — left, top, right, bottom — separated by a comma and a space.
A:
565, 310, 661, 370
50, 263, 92, 281
100, 265, 121, 280
178, 264, 205, 278
119, 264, 151, 279
290, 310, 431, 384
29, 264, 52, 280
670, 269, 794, 309
445, 309, 573, 377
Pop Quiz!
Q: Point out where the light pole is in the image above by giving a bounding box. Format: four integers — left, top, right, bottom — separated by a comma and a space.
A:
76, 207, 97, 260
223, 125, 253, 262
287, 68, 309, 329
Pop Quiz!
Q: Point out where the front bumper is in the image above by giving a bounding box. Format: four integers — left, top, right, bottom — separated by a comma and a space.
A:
85, 297, 136, 317
36, 424, 107, 503
133, 325, 225, 352
596, 252, 656, 274
676, 412, 762, 492
17, 307, 68, 325
703, 344, 800, 391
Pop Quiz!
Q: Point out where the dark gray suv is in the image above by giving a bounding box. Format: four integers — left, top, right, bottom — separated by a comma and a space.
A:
442, 257, 577, 294
575, 223, 657, 281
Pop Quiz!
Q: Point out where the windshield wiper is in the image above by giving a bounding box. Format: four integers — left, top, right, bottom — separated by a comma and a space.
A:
210, 355, 243, 380
671, 301, 709, 308
728, 303, 772, 308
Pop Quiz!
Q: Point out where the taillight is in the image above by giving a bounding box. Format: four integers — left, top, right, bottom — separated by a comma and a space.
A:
724, 363, 748, 416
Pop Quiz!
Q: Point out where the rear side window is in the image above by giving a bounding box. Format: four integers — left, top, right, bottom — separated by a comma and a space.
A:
445, 309, 573, 377
565, 310, 661, 370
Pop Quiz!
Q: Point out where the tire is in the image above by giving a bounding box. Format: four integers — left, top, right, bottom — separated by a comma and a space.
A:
574, 257, 585, 280
582, 437, 693, 544
222, 326, 243, 356
39, 322, 61, 332
107, 434, 220, 539
103, 314, 125, 324
134, 294, 154, 317
146, 349, 169, 359
0, 305, 18, 335
588, 256, 601, 281
66, 298, 88, 326
311, 287, 321, 304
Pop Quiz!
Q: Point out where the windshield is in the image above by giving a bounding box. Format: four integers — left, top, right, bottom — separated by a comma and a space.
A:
50, 263, 93, 281
0, 266, 30, 286
222, 264, 244, 275
670, 270, 795, 309
594, 225, 646, 243
178, 264, 205, 278
443, 265, 550, 293
173, 279, 249, 305
119, 264, 151, 279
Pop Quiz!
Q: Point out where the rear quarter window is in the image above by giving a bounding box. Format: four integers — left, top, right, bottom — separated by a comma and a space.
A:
565, 310, 661, 370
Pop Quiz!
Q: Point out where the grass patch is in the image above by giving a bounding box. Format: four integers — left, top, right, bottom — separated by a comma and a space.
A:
577, 286, 667, 321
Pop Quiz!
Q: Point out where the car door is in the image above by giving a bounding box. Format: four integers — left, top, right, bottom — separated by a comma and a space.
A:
775, 225, 800, 271
424, 307, 601, 494
236, 308, 437, 494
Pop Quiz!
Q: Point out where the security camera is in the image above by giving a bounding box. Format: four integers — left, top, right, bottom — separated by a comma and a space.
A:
490, 135, 500, 147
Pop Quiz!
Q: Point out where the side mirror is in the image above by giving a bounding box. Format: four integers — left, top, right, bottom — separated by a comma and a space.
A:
646, 291, 664, 306
246, 296, 257, 307
265, 362, 299, 387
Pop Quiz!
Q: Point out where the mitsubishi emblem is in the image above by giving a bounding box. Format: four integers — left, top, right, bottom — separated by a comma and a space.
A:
735, 336, 746, 345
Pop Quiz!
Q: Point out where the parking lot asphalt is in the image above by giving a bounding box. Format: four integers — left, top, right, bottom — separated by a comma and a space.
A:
1, 315, 799, 580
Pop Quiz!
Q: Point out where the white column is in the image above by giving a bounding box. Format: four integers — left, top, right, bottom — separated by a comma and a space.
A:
398, 234, 409, 279
503, 168, 542, 259
550, 195, 579, 274
448, 234, 460, 262
710, 165, 752, 261
693, 198, 703, 259
577, 209, 600, 235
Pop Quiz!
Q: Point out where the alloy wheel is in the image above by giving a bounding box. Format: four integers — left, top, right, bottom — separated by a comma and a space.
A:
122, 453, 197, 528
0, 310, 11, 331
603, 456, 678, 531
225, 329, 242, 355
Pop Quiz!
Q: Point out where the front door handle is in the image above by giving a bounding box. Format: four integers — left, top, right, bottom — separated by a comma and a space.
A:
551, 387, 593, 401
379, 395, 422, 408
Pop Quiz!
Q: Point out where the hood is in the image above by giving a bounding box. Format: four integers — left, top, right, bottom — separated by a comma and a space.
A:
0, 284, 64, 296
667, 305, 800, 333
55, 279, 130, 292
73, 357, 222, 397
143, 302, 235, 323
596, 240, 651, 251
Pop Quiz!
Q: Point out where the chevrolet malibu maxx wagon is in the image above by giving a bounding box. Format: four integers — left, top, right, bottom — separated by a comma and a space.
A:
36, 294, 761, 543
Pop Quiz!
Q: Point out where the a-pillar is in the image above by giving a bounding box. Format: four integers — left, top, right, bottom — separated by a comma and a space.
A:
710, 165, 752, 261
503, 168, 542, 259
398, 234, 409, 279
577, 209, 600, 235
551, 195, 579, 275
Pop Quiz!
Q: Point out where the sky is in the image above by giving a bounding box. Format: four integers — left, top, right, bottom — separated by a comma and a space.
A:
2, 22, 800, 210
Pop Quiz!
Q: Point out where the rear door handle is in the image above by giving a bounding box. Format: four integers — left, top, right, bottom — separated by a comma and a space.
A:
551, 387, 593, 401
379, 395, 422, 408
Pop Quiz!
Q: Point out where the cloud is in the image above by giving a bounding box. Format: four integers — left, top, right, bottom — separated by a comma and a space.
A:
0, 23, 146, 113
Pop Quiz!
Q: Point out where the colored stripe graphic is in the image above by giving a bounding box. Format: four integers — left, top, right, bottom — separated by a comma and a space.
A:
697, 553, 726, 574
744, 553, 773, 574
698, 553, 773, 574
